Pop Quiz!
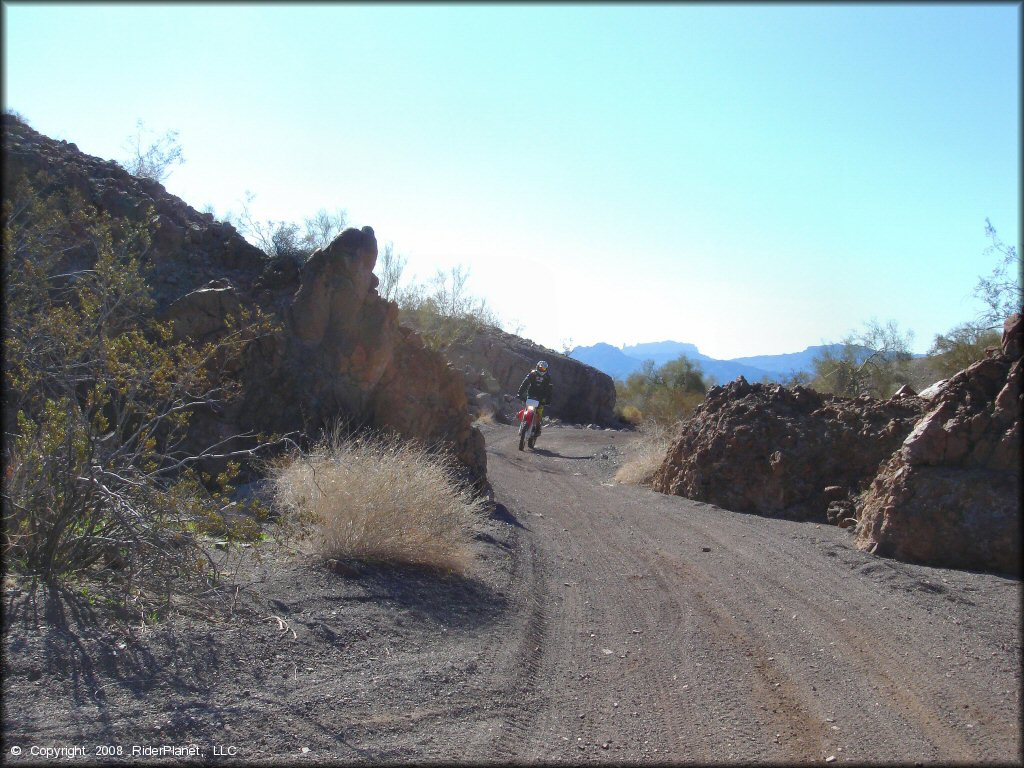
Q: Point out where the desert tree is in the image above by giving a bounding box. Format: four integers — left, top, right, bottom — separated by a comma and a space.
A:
927, 323, 1002, 379
118, 119, 185, 184
924, 219, 1020, 380
397, 265, 501, 349
811, 319, 914, 398
375, 241, 408, 302
974, 218, 1022, 331
302, 207, 348, 252
233, 191, 347, 261
615, 354, 707, 425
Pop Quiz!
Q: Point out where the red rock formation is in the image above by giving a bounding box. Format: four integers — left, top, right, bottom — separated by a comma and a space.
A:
653, 378, 927, 521
855, 314, 1022, 575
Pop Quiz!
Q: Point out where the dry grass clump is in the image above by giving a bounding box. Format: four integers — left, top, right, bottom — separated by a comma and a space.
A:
472, 410, 495, 426
269, 431, 485, 573
615, 419, 675, 487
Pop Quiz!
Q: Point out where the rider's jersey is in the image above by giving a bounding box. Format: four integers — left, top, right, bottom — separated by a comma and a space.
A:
517, 369, 553, 404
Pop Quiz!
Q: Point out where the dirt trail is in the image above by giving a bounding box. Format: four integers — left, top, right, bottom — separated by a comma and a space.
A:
471, 423, 1021, 764
3, 424, 1021, 765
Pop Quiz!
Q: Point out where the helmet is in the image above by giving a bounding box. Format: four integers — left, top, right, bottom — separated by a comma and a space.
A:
536, 361, 548, 373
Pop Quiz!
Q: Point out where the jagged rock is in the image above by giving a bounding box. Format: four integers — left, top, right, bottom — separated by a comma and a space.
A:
653, 377, 927, 521
161, 279, 244, 343
855, 314, 1022, 575
3, 115, 488, 490
917, 378, 948, 400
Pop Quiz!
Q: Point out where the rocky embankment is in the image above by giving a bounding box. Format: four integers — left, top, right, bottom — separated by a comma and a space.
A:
443, 325, 617, 426
855, 314, 1021, 575
3, 115, 487, 487
652, 379, 928, 522
654, 314, 1022, 575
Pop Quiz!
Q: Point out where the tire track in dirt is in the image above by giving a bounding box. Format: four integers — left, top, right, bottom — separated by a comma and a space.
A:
615, 488, 1001, 763
476, 424, 1021, 764
626, 498, 1010, 762
513, 468, 700, 761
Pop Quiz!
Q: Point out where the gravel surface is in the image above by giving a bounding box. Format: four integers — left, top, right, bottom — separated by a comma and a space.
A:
3, 423, 1021, 765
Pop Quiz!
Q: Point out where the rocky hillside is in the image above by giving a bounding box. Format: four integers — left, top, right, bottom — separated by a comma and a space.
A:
654, 314, 1022, 576
442, 325, 617, 426
2, 115, 487, 488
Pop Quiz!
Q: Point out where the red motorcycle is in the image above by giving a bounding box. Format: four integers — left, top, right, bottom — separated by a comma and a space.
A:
516, 398, 541, 451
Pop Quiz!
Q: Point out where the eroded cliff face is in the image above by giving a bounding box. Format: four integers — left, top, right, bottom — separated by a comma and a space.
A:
854, 314, 1021, 575
3, 115, 487, 488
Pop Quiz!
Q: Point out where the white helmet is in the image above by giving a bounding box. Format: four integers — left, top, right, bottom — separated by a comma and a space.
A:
536, 361, 548, 373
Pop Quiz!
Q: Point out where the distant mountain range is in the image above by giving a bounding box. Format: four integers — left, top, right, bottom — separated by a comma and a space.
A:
569, 340, 877, 385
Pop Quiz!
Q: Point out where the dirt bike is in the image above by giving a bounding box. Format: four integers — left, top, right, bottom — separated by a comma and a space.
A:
517, 398, 542, 451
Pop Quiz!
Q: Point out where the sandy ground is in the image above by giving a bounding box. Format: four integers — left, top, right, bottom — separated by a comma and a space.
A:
2, 423, 1021, 765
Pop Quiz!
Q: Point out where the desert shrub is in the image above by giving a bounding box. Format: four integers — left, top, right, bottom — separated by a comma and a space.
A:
397, 265, 502, 351
927, 323, 1002, 379
2, 172, 277, 598
615, 355, 707, 425
975, 219, 1022, 331
117, 119, 184, 183
269, 431, 485, 573
617, 404, 643, 426
230, 191, 348, 261
811, 319, 914, 398
615, 419, 674, 486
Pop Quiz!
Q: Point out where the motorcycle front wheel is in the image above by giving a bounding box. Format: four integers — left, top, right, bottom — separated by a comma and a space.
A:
518, 422, 527, 451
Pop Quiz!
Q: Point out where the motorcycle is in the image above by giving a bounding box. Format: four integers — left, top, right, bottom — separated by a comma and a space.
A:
517, 397, 541, 451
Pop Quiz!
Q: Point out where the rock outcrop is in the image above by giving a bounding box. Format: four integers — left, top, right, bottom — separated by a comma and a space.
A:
3, 115, 488, 489
653, 379, 928, 521
855, 314, 1022, 575
442, 325, 617, 425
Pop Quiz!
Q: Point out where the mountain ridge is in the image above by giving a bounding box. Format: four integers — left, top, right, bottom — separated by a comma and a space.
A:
569, 340, 871, 385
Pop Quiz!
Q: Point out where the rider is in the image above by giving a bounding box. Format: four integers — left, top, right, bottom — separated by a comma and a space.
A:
516, 361, 553, 435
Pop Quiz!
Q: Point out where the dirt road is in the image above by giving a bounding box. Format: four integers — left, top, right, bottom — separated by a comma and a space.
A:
470, 423, 1021, 764
3, 423, 1021, 764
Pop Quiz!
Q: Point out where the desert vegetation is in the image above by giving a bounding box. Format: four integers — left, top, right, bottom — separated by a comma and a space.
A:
116, 118, 185, 184
613, 419, 673, 486
269, 431, 486, 573
392, 264, 505, 351
811, 222, 1020, 397
2, 170, 280, 612
614, 354, 708, 426
217, 186, 511, 351
808, 319, 916, 398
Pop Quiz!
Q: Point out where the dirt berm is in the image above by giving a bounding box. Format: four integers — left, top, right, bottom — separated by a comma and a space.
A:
3, 424, 1020, 764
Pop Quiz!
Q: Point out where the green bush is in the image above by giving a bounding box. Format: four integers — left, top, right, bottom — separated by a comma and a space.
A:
615, 355, 707, 425
927, 324, 1002, 379
3, 173, 276, 600
810, 320, 914, 399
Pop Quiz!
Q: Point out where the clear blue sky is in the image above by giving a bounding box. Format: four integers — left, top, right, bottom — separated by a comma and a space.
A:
3, 3, 1020, 359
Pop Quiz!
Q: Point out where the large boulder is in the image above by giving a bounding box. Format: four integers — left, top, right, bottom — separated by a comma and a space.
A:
3, 115, 488, 490
855, 314, 1022, 575
442, 324, 617, 425
653, 378, 927, 521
